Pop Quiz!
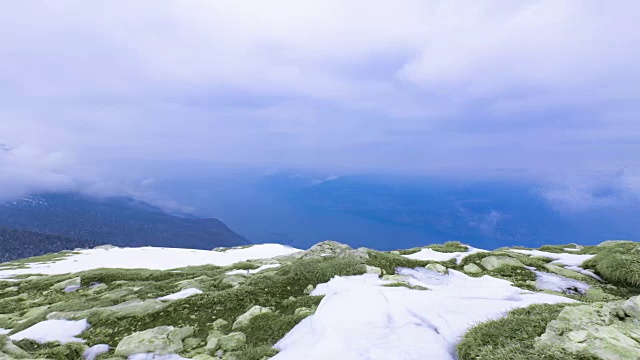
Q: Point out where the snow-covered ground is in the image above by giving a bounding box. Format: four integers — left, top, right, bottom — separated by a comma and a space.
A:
0, 244, 301, 278
9, 319, 90, 344
509, 249, 594, 267
273, 270, 575, 360
403, 247, 486, 264
157, 288, 203, 301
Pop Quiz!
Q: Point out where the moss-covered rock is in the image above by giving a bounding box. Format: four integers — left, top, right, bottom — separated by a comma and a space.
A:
480, 256, 526, 271
218, 332, 247, 351
232, 306, 273, 330
114, 325, 193, 356
535, 296, 640, 359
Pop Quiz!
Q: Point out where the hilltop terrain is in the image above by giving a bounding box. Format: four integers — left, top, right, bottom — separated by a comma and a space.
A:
0, 240, 638, 359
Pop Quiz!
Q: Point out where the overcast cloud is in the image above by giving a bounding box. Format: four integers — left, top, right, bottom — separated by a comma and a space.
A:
1, 0, 639, 201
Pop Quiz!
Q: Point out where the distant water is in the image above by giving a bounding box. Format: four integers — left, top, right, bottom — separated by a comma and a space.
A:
153, 173, 639, 251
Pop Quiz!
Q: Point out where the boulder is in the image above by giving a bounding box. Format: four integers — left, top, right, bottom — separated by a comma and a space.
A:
622, 296, 640, 318
463, 263, 483, 274
480, 256, 525, 271
302, 241, 369, 259
211, 318, 229, 330
535, 297, 640, 359
232, 305, 272, 330
425, 263, 447, 274
218, 332, 246, 351
365, 265, 382, 276
114, 326, 193, 356
48, 299, 166, 320
294, 307, 316, 317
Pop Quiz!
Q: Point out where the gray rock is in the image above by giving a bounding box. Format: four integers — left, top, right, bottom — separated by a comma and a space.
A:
211, 318, 229, 330
232, 305, 272, 330
480, 256, 525, 271
425, 263, 447, 274
294, 307, 316, 317
622, 296, 640, 318
218, 332, 246, 351
463, 263, 483, 274
365, 265, 382, 276
114, 325, 193, 356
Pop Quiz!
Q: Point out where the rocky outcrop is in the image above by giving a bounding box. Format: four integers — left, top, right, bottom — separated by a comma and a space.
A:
535, 296, 640, 359
480, 256, 525, 271
232, 305, 272, 330
114, 326, 193, 356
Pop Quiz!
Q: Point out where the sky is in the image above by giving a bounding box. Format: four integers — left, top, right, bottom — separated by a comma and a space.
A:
1, 0, 639, 202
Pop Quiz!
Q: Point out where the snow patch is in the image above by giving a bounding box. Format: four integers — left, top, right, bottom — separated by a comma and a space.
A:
274, 270, 575, 360
83, 344, 110, 360
10, 319, 90, 344
509, 249, 594, 267
566, 266, 603, 281
0, 328, 11, 335
225, 263, 281, 275
157, 288, 203, 301
403, 247, 487, 264
0, 244, 301, 278
533, 270, 591, 294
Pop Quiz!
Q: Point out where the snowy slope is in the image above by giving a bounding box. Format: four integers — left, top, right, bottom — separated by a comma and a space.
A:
0, 244, 301, 279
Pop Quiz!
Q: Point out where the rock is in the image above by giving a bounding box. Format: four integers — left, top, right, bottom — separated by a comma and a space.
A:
205, 337, 219, 352
480, 256, 525, 271
87, 283, 108, 294
114, 326, 193, 356
208, 330, 224, 341
425, 263, 447, 274
463, 263, 483, 274
232, 305, 272, 330
211, 318, 229, 330
622, 296, 640, 317
543, 264, 589, 281
294, 307, 315, 317
365, 265, 382, 276
51, 277, 81, 291
48, 299, 166, 320
302, 241, 369, 259
183, 337, 203, 350
303, 284, 315, 294
218, 332, 246, 351
535, 298, 640, 359
2, 339, 29, 357
22, 305, 50, 319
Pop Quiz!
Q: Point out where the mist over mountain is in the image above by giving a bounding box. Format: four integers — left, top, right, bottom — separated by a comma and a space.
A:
0, 193, 249, 249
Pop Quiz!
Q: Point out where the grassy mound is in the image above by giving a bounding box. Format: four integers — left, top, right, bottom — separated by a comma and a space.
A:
457, 303, 594, 360
582, 242, 640, 288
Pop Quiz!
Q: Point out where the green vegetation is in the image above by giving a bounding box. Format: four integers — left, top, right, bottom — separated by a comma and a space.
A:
426, 241, 468, 253
582, 242, 640, 288
457, 303, 593, 360
394, 241, 468, 255
365, 250, 431, 274
487, 265, 537, 290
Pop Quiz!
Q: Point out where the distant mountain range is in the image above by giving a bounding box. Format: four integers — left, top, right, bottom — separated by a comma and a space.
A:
0, 227, 103, 263
0, 193, 249, 251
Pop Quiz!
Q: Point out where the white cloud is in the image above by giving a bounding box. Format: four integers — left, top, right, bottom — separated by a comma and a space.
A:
0, 0, 638, 197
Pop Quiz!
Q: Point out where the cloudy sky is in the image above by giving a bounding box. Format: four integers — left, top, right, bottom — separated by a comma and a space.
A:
1, 0, 639, 199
